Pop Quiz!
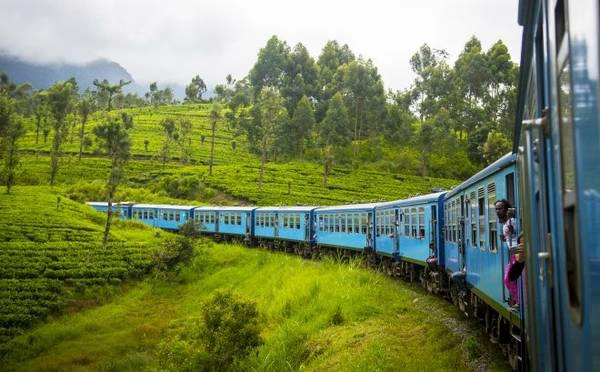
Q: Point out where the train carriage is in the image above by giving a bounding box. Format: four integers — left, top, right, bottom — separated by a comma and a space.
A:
253, 206, 316, 243
443, 153, 519, 324
193, 206, 255, 239
314, 203, 377, 253
132, 204, 197, 230
374, 192, 445, 263
87, 201, 132, 219
516, 0, 600, 369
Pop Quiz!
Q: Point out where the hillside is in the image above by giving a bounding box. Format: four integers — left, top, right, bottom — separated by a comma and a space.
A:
19, 104, 459, 206
0, 243, 509, 371
0, 187, 166, 346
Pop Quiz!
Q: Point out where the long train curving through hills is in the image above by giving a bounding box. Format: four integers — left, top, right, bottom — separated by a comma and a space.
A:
89, 0, 600, 370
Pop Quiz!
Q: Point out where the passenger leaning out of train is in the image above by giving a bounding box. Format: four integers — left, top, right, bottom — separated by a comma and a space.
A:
495, 199, 520, 305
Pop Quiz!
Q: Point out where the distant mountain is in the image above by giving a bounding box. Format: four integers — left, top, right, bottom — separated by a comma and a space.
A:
0, 54, 186, 99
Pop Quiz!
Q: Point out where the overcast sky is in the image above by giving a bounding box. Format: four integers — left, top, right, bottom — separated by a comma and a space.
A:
0, 0, 522, 91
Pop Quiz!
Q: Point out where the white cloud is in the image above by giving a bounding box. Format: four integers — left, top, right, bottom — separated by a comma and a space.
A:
0, 0, 522, 90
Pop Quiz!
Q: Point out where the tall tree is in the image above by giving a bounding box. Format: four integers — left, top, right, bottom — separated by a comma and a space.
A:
177, 118, 193, 163
32, 91, 50, 145
256, 87, 287, 188
2, 113, 25, 194
92, 79, 130, 111
185, 75, 207, 102
45, 80, 77, 185
318, 92, 351, 186
409, 44, 449, 124
281, 43, 319, 114
278, 95, 315, 158
249, 36, 291, 97
93, 112, 133, 248
316, 40, 355, 121
159, 117, 178, 171
208, 102, 221, 176
78, 94, 94, 160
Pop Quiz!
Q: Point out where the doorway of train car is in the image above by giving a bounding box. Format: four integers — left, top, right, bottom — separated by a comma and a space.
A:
245, 211, 252, 239
304, 213, 310, 241
459, 195, 466, 271
429, 205, 437, 257
394, 208, 400, 256
274, 212, 279, 239
367, 212, 373, 249
517, 7, 557, 369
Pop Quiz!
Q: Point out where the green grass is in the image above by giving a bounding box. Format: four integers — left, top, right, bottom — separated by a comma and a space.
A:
0, 242, 510, 371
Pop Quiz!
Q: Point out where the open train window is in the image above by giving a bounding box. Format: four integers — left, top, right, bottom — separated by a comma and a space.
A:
361, 213, 368, 235
487, 183, 497, 253
411, 208, 417, 238
404, 209, 410, 236
478, 188, 485, 250
555, 0, 582, 325
418, 207, 425, 239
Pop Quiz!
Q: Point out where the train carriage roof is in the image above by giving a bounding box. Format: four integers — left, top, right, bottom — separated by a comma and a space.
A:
445, 152, 516, 199
133, 204, 199, 210
376, 192, 446, 209
255, 206, 318, 212
193, 206, 257, 212
315, 202, 383, 212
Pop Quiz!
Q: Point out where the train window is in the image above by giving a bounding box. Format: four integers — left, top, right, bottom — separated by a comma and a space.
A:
362, 213, 368, 234
470, 192, 477, 248
478, 188, 485, 250
168, 212, 174, 221
237, 214, 242, 225
555, 0, 583, 323
149, 211, 154, 219
175, 213, 180, 222
283, 215, 288, 228
404, 209, 410, 236
162, 211, 167, 220
295, 214, 300, 229
488, 183, 497, 253
505, 173, 515, 207
318, 216, 323, 231
353, 214, 359, 234
334, 214, 339, 232
452, 201, 457, 242
411, 208, 417, 238
341, 214, 346, 233
418, 207, 425, 239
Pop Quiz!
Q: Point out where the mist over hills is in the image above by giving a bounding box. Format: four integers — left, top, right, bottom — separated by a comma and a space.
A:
0, 53, 185, 99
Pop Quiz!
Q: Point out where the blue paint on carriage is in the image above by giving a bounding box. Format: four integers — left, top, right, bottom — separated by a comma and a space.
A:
314, 203, 377, 251
86, 202, 132, 219
193, 206, 256, 236
254, 207, 316, 243
132, 204, 197, 230
444, 153, 518, 316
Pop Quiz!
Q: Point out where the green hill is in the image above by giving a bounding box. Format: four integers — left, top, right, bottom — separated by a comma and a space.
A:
0, 186, 165, 345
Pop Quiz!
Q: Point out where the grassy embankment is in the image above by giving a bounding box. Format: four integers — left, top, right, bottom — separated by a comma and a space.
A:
1, 240, 510, 371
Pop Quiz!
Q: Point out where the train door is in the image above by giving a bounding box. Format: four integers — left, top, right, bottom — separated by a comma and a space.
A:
274, 212, 279, 238
245, 211, 252, 237
518, 8, 557, 369
215, 211, 220, 233
459, 195, 466, 271
367, 212, 373, 249
304, 213, 310, 241
393, 208, 400, 256
430, 205, 437, 257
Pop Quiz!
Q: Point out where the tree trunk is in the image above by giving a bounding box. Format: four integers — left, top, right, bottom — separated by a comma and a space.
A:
35, 117, 40, 145
5, 136, 17, 194
49, 122, 62, 186
103, 198, 114, 248
259, 147, 266, 189
209, 120, 216, 175
103, 158, 118, 248
322, 159, 331, 187
78, 120, 85, 160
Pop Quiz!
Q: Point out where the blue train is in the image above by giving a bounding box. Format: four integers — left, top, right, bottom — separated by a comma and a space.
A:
87, 0, 600, 369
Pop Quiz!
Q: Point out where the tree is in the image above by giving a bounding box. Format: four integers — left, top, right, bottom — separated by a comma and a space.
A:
0, 95, 25, 194
256, 87, 287, 188
281, 43, 319, 114
481, 130, 511, 165
318, 92, 351, 186
78, 94, 94, 160
208, 102, 221, 176
177, 118, 193, 163
32, 91, 50, 145
409, 44, 449, 124
316, 40, 355, 121
92, 79, 131, 111
185, 75, 207, 102
45, 80, 77, 185
278, 95, 315, 158
159, 117, 177, 171
249, 36, 290, 96
93, 112, 133, 248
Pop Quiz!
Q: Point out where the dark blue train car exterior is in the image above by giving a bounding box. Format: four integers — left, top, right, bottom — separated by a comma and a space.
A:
314, 203, 377, 251
516, 0, 600, 369
254, 207, 316, 243
443, 153, 519, 323
374, 192, 445, 265
87, 202, 132, 219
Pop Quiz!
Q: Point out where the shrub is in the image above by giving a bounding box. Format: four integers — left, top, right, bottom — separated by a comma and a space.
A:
200, 290, 262, 369
157, 290, 262, 371
152, 236, 194, 274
